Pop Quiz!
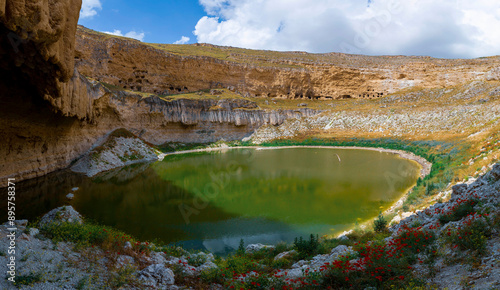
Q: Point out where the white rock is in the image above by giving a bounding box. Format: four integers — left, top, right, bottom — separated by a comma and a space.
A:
137, 264, 175, 287
39, 206, 83, 227
66, 193, 74, 200
274, 250, 297, 261
245, 243, 275, 254
150, 251, 167, 265
330, 245, 353, 257
124, 241, 132, 250
197, 261, 218, 272
116, 255, 135, 268
28, 228, 39, 236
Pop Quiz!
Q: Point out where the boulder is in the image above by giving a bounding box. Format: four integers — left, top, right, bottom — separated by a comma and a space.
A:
150, 251, 167, 265
197, 261, 218, 272
39, 206, 83, 227
245, 243, 275, 254
116, 255, 135, 268
137, 264, 175, 287
66, 193, 74, 200
330, 245, 353, 257
274, 250, 297, 261
124, 241, 133, 251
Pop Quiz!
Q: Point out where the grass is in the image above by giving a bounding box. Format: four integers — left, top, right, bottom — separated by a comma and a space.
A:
39, 220, 137, 252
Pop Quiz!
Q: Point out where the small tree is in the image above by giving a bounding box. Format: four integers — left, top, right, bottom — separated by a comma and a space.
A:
294, 234, 319, 259
373, 212, 388, 232
237, 239, 245, 255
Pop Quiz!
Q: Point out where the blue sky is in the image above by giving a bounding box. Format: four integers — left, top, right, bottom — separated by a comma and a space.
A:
79, 0, 205, 44
79, 0, 500, 58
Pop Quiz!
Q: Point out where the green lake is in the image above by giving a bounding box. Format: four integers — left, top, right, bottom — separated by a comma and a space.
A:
3, 148, 421, 254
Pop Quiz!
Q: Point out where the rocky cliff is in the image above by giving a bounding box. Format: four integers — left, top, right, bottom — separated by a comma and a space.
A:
76, 26, 500, 100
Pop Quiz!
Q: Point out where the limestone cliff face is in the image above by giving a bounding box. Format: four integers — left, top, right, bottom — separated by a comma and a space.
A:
0, 0, 97, 119
75, 26, 500, 100
106, 91, 319, 144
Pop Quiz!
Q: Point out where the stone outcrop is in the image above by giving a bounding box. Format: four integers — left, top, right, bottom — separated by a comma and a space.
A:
70, 129, 160, 177
39, 206, 83, 228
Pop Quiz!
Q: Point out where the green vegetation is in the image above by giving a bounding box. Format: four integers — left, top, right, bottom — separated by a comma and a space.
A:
39, 221, 136, 252
157, 142, 210, 153
14, 272, 43, 287
439, 198, 479, 224
294, 234, 320, 259
373, 212, 388, 232
444, 214, 492, 256
237, 239, 245, 256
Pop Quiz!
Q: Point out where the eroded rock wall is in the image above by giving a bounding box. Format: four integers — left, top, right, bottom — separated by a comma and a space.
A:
75, 26, 500, 100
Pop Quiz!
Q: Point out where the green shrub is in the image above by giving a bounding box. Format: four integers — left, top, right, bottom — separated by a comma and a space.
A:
445, 216, 491, 256
14, 272, 43, 286
373, 212, 388, 232
439, 199, 478, 224
187, 254, 208, 267
200, 254, 263, 285
294, 234, 319, 259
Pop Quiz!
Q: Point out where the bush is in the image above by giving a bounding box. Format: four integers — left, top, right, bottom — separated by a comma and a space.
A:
445, 215, 491, 256
373, 212, 388, 232
294, 234, 320, 259
439, 198, 478, 224
14, 272, 43, 286
200, 254, 264, 286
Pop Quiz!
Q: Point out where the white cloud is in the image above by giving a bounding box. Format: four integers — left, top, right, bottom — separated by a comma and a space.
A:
194, 0, 500, 58
80, 0, 102, 19
102, 30, 145, 42
174, 36, 191, 44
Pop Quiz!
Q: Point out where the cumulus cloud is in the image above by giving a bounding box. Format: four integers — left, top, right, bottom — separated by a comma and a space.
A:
194, 0, 500, 58
174, 36, 191, 44
80, 0, 102, 19
103, 30, 145, 42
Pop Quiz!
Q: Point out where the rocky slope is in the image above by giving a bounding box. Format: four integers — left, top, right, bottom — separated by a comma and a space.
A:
249, 80, 500, 143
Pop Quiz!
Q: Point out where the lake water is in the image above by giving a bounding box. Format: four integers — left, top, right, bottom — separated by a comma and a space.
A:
3, 148, 421, 254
